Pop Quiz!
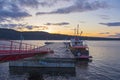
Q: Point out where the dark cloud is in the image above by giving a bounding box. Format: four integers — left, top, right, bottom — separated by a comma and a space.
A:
0, 0, 31, 22
45, 22, 70, 26
39, 0, 59, 7
0, 10, 31, 19
25, 25, 48, 30
39, 0, 71, 7
18, 0, 39, 8
25, 25, 33, 30
38, 26, 48, 30
100, 22, 120, 26
99, 15, 110, 20
36, 0, 108, 15
0, 23, 48, 30
17, 0, 71, 8
99, 32, 110, 34
1, 0, 69, 22
0, 23, 25, 28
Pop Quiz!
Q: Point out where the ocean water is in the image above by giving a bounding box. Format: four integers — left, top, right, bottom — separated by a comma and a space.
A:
0, 40, 120, 80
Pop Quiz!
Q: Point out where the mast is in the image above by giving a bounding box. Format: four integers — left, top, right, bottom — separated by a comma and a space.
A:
74, 28, 76, 36
77, 24, 83, 36
80, 31, 83, 36
77, 24, 79, 35
73, 24, 83, 37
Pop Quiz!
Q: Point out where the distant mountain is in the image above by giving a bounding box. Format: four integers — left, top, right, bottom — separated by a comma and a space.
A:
0, 28, 120, 40
0, 28, 20, 40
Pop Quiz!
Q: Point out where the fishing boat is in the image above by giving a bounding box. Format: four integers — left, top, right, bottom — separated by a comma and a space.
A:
69, 25, 92, 60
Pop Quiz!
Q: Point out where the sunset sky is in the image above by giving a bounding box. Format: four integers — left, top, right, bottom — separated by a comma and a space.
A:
0, 0, 120, 38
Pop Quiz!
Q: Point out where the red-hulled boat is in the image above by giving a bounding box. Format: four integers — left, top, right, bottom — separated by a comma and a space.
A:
69, 25, 92, 60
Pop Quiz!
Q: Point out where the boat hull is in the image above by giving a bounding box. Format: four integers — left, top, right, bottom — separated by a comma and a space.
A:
69, 46, 92, 60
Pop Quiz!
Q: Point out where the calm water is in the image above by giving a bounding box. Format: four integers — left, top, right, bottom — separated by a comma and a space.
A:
0, 40, 120, 80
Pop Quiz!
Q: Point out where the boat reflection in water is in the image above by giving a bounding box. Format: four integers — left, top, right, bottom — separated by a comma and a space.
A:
76, 60, 91, 67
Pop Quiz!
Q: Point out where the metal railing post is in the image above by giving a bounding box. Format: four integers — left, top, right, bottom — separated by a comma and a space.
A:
26, 44, 27, 53
10, 41, 13, 54
19, 40, 22, 53
34, 45, 36, 52
30, 45, 31, 52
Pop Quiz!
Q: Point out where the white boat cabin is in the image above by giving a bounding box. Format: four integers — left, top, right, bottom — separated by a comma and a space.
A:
70, 37, 84, 47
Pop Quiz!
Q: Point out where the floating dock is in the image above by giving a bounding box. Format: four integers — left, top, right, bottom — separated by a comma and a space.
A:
9, 58, 75, 68
9, 58, 75, 76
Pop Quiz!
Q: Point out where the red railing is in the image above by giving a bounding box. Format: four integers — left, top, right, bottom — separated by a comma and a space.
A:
0, 40, 51, 55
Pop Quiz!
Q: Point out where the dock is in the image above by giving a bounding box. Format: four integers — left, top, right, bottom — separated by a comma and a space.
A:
9, 58, 75, 68
9, 42, 76, 76
9, 58, 75, 75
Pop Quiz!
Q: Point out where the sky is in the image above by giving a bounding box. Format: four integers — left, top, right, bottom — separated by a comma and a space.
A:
0, 0, 120, 38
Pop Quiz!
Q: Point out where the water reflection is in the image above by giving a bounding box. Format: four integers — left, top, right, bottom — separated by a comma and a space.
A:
9, 66, 76, 80
9, 58, 76, 80
10, 67, 76, 75
28, 73, 44, 80
76, 61, 89, 67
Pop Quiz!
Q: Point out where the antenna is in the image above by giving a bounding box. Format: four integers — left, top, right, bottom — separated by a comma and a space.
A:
74, 28, 76, 35
77, 24, 79, 35
80, 31, 83, 36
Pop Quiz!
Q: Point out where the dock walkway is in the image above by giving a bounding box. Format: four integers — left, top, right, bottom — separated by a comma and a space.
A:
0, 40, 53, 61
41, 42, 74, 58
